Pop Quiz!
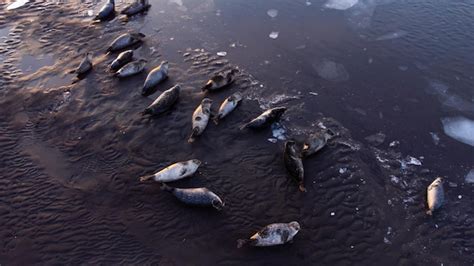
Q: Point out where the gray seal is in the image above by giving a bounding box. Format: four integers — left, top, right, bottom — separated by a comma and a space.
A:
142, 61, 169, 96
139, 159, 201, 183
214, 92, 243, 125
237, 221, 300, 248
94, 0, 115, 21
107, 32, 145, 53
110, 50, 133, 72
115, 59, 147, 78
240, 107, 286, 130
284, 140, 306, 192
301, 129, 335, 157
201, 69, 238, 92
188, 98, 212, 143
143, 84, 180, 116
161, 183, 224, 210
121, 0, 151, 16
426, 177, 444, 215
70, 52, 93, 76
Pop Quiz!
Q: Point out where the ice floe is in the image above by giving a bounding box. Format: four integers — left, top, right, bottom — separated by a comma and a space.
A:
313, 59, 349, 82
269, 31, 279, 39
465, 169, 474, 184
324, 0, 358, 10
267, 9, 278, 18
441, 117, 474, 147
271, 122, 287, 140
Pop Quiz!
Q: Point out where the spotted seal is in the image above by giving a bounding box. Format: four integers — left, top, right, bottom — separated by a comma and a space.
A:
426, 177, 444, 215
139, 159, 201, 182
143, 84, 180, 116
284, 140, 306, 192
110, 50, 133, 72
240, 107, 286, 130
107, 32, 145, 53
301, 129, 335, 157
188, 98, 212, 143
161, 183, 224, 210
121, 0, 151, 16
214, 92, 242, 125
201, 69, 238, 92
237, 221, 301, 248
94, 0, 115, 21
115, 59, 147, 78
142, 61, 169, 96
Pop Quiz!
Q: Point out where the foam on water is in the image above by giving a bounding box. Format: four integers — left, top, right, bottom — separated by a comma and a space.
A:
441, 117, 474, 147
324, 0, 359, 10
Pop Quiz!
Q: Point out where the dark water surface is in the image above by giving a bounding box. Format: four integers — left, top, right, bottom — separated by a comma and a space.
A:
1, 0, 473, 265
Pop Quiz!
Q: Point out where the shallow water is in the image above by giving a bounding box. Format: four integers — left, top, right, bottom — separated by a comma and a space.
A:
0, 0, 473, 265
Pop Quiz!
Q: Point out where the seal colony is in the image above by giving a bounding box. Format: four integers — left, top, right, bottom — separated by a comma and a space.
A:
59, 0, 450, 251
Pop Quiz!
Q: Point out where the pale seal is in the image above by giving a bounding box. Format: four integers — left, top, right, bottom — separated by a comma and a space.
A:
161, 183, 224, 210
110, 49, 133, 72
284, 140, 306, 192
107, 32, 145, 53
143, 84, 180, 116
188, 98, 212, 143
139, 159, 201, 183
426, 177, 444, 215
240, 107, 286, 130
214, 92, 243, 125
142, 61, 169, 96
201, 69, 238, 92
115, 59, 147, 78
237, 221, 301, 248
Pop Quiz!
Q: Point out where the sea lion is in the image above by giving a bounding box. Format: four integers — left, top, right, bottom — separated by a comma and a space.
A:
121, 0, 151, 16
115, 59, 147, 78
284, 140, 306, 192
201, 69, 238, 92
94, 0, 115, 21
143, 84, 180, 115
107, 32, 145, 53
426, 177, 445, 215
214, 92, 243, 125
188, 98, 212, 143
110, 50, 133, 72
240, 107, 286, 130
237, 221, 301, 248
142, 61, 169, 96
301, 129, 335, 157
160, 183, 224, 210
70, 52, 93, 76
139, 159, 201, 183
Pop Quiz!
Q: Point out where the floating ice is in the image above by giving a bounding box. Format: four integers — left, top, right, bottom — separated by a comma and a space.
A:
313, 59, 349, 82
6, 0, 29, 10
430, 132, 440, 145
406, 156, 422, 166
376, 30, 408, 41
306, 1, 312, 6
267, 9, 278, 18
465, 169, 474, 184
267, 138, 278, 144
216, 51, 227, 57
330, 212, 335, 216
441, 117, 474, 147
389, 140, 400, 147
427, 80, 474, 114
271, 122, 287, 140
269, 31, 279, 39
324, 0, 358, 10
309, 92, 318, 96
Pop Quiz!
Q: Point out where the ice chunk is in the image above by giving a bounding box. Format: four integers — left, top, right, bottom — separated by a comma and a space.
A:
376, 30, 408, 41
313, 59, 349, 82
430, 132, 440, 145
465, 169, 474, 184
271, 122, 287, 140
267, 9, 278, 18
267, 138, 278, 143
6, 0, 29, 10
405, 156, 422, 166
324, 0, 358, 10
216, 51, 227, 57
269, 31, 279, 39
306, 1, 312, 6
441, 117, 474, 147
427, 80, 474, 114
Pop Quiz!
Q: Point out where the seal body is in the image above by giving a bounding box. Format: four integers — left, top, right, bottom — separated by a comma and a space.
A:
142, 61, 169, 96
110, 50, 133, 71
214, 92, 242, 124
72, 52, 93, 76
302, 130, 334, 157
115, 59, 146, 78
121, 0, 151, 16
143, 84, 180, 115
188, 98, 212, 143
161, 183, 224, 210
284, 140, 306, 192
94, 0, 115, 21
240, 107, 286, 130
139, 159, 201, 183
201, 69, 238, 92
107, 32, 145, 52
237, 221, 300, 248
426, 177, 444, 215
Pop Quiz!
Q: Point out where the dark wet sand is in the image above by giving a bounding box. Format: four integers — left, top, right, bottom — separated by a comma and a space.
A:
0, 0, 473, 265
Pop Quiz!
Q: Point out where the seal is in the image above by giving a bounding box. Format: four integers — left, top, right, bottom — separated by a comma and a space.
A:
115, 59, 147, 78
201, 69, 238, 92
107, 32, 145, 53
94, 0, 115, 21
110, 49, 133, 72
284, 140, 306, 192
301, 129, 335, 157
160, 183, 224, 210
142, 61, 169, 96
237, 221, 301, 248
188, 98, 212, 143
240, 107, 286, 130
426, 177, 444, 215
139, 159, 201, 183
70, 52, 93, 76
143, 84, 180, 116
214, 92, 243, 125
121, 0, 151, 16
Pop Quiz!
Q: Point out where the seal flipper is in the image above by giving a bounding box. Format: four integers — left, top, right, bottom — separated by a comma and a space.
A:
139, 174, 155, 182
188, 127, 199, 143
237, 238, 257, 248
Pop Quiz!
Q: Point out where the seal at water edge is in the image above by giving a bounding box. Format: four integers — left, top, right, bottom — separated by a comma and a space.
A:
143, 84, 180, 116
110, 49, 133, 71
188, 98, 212, 143
237, 221, 300, 248
240, 107, 286, 130
70, 52, 93, 76
94, 0, 115, 21
107, 32, 145, 53
115, 59, 147, 78
160, 183, 224, 210
121, 0, 151, 16
139, 159, 201, 183
284, 140, 306, 192
214, 92, 243, 125
426, 177, 444, 215
142, 61, 169, 96
201, 69, 239, 92
301, 129, 335, 157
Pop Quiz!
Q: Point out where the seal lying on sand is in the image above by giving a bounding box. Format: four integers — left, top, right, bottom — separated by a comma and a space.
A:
237, 221, 301, 248
143, 84, 180, 116
426, 177, 444, 215
284, 140, 306, 192
240, 107, 286, 130
70, 52, 93, 76
94, 0, 115, 21
201, 69, 238, 92
188, 98, 212, 143
301, 129, 335, 157
121, 0, 151, 16
107, 32, 145, 53
139, 159, 201, 182
161, 183, 224, 210
115, 59, 147, 78
142, 61, 169, 96
214, 92, 242, 125
110, 50, 133, 72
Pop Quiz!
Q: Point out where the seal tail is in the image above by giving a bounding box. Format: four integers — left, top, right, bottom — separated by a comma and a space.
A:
213, 117, 220, 125
426, 210, 433, 216
139, 174, 154, 182
188, 128, 199, 143
237, 239, 248, 249
239, 123, 248, 131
